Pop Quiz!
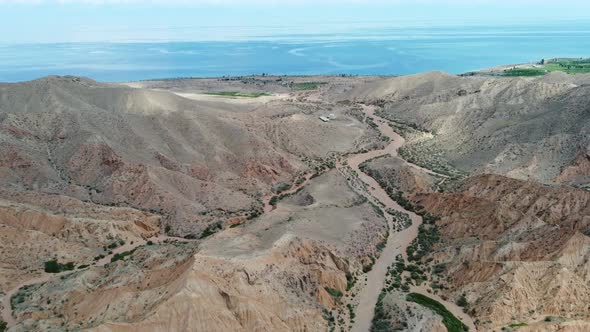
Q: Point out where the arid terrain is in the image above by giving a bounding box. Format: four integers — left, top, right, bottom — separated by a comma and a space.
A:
0, 69, 589, 332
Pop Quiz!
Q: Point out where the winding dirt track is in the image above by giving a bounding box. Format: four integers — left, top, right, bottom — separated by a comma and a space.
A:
347, 105, 475, 332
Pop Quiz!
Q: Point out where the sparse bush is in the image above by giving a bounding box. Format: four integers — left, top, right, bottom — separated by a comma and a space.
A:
111, 249, 135, 263
200, 222, 222, 239
346, 273, 357, 291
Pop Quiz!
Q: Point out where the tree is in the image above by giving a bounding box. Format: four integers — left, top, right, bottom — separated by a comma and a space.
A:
456, 293, 468, 308
44, 259, 61, 273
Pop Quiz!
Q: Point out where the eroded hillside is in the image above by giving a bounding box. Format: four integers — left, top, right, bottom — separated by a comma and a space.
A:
1, 71, 589, 332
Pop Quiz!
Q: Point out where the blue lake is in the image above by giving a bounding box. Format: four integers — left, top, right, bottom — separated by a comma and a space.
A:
1, 21, 589, 82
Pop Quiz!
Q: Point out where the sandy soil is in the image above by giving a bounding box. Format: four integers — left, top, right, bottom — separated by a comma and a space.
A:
173, 92, 289, 105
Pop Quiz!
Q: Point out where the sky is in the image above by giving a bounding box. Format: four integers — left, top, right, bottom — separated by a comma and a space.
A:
1, 0, 590, 43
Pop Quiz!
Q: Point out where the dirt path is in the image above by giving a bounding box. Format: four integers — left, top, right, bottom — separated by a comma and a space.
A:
347, 105, 475, 332
1, 234, 192, 328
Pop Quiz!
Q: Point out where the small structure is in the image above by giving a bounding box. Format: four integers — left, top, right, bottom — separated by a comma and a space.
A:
328, 113, 336, 119
319, 116, 330, 122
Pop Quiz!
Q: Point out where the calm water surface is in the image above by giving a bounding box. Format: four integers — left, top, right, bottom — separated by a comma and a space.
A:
1, 22, 589, 82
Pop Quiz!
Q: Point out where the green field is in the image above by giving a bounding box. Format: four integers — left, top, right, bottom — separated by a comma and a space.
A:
544, 58, 590, 74
502, 68, 547, 77
406, 293, 468, 332
502, 58, 590, 76
204, 91, 271, 98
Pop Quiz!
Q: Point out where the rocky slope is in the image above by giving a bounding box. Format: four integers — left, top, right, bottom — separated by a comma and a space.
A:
412, 174, 590, 331
0, 76, 305, 236
348, 71, 590, 185
0, 76, 387, 331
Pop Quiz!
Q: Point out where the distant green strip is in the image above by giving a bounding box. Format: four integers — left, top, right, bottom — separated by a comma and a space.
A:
502, 58, 590, 76
502, 68, 546, 76
289, 82, 327, 90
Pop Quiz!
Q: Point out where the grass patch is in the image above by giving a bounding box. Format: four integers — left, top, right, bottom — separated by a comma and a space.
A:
406, 293, 468, 332
204, 91, 271, 98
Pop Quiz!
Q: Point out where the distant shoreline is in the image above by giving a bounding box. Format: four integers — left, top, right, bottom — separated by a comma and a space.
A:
3, 57, 590, 85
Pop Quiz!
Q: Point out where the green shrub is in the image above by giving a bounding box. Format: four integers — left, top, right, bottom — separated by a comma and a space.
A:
433, 263, 448, 275
200, 223, 222, 239
325, 287, 343, 299
456, 294, 468, 308
111, 249, 135, 263
406, 293, 468, 332
44, 259, 75, 273
406, 224, 440, 262
346, 273, 357, 291
370, 291, 392, 331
